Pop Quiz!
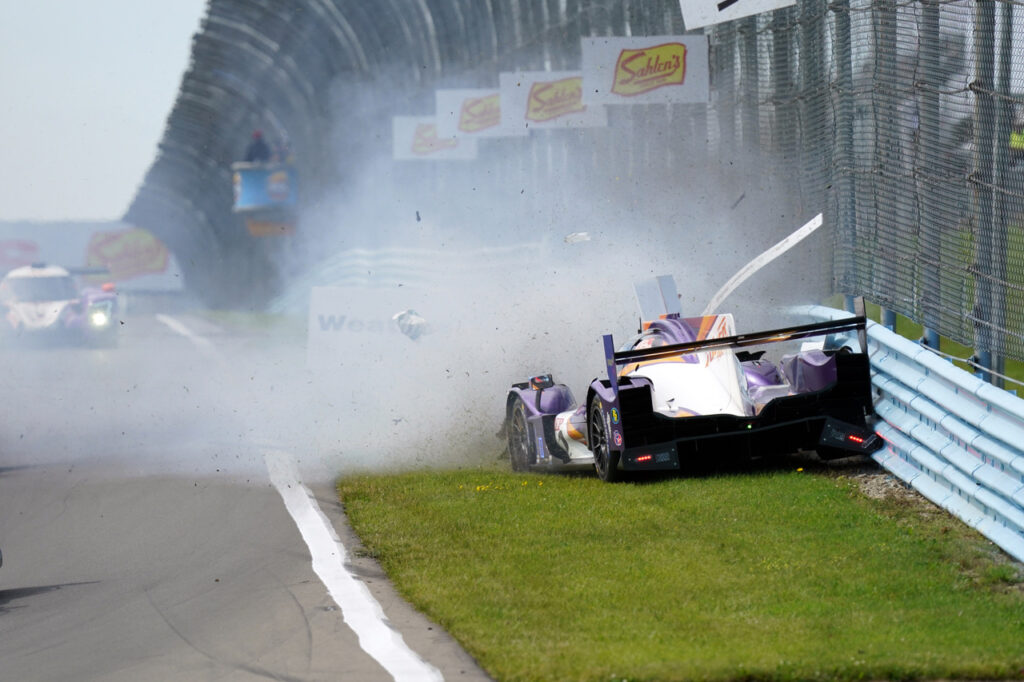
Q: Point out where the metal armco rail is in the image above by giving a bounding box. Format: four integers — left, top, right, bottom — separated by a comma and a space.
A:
799, 305, 1024, 563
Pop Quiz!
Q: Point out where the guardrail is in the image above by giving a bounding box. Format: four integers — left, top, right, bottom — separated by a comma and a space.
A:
799, 305, 1024, 563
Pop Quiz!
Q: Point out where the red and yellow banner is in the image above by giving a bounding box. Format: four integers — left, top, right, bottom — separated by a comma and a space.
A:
611, 42, 687, 97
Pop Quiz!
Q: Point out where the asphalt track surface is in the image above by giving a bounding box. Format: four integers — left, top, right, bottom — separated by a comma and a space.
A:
0, 312, 491, 681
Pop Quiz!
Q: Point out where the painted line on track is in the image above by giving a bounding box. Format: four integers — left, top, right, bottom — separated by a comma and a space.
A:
264, 450, 444, 682
157, 313, 442, 680
155, 314, 219, 358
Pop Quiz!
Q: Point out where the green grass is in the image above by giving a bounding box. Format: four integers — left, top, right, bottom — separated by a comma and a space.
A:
339, 467, 1024, 682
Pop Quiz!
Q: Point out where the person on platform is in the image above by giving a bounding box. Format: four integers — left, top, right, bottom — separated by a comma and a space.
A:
244, 130, 271, 163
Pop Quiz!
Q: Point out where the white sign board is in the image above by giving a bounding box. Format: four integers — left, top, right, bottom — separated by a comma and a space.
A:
499, 71, 608, 131
435, 89, 527, 139
581, 35, 710, 105
678, 0, 796, 30
307, 285, 443, 370
392, 116, 477, 161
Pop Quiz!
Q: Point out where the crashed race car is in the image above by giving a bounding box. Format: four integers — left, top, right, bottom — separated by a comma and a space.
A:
502, 301, 882, 482
0, 263, 119, 346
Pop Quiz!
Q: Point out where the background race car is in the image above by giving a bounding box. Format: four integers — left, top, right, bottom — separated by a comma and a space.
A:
0, 263, 119, 346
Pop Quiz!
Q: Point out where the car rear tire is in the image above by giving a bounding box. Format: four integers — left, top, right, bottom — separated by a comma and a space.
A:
589, 398, 621, 482
507, 399, 535, 472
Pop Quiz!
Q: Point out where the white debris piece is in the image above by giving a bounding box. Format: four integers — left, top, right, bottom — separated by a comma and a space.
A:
564, 231, 591, 244
392, 309, 427, 340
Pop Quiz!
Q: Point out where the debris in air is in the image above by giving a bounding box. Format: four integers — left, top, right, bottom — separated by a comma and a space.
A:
393, 309, 427, 340
564, 231, 591, 244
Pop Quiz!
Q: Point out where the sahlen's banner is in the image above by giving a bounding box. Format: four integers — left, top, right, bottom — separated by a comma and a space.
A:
499, 71, 608, 131
392, 116, 477, 161
0, 221, 182, 291
581, 36, 709, 105
435, 89, 527, 139
678, 0, 796, 30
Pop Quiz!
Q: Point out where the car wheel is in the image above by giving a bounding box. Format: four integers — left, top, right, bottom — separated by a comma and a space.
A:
589, 398, 621, 482
507, 399, 534, 472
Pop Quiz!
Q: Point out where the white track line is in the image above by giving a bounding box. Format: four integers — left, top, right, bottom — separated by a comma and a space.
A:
158, 315, 442, 680
155, 313, 219, 358
265, 451, 444, 682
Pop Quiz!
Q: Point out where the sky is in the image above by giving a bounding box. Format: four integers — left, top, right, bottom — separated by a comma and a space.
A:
0, 1, 208, 222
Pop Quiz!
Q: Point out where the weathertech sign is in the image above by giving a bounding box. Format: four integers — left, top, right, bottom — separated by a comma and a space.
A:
527, 77, 585, 121
611, 43, 687, 97
581, 36, 709, 105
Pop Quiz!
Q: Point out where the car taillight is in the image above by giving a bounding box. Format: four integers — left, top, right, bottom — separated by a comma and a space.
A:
847, 434, 865, 444
636, 454, 653, 463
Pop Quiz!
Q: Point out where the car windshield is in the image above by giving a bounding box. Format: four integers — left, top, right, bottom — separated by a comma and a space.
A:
7, 276, 79, 303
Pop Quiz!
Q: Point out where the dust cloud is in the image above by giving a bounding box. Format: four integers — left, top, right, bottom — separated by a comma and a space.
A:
257, 98, 833, 480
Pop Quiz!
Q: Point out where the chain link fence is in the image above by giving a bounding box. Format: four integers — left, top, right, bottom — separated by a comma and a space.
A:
708, 0, 1024, 368
135, 0, 1024, 369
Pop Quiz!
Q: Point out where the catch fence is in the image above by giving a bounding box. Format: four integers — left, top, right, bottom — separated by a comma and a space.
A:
133, 0, 1024, 371
707, 0, 1024, 376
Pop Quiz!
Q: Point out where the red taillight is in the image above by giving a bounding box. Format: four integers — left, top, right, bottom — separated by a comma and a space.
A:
847, 434, 865, 444
636, 454, 653, 463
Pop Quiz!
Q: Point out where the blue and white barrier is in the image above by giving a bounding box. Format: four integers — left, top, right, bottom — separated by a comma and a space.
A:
799, 305, 1024, 562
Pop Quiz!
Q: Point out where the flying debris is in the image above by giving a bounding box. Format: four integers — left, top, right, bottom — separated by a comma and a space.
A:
393, 309, 427, 340
564, 231, 591, 244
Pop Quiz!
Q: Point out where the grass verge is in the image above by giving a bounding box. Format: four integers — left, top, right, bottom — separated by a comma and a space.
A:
339, 464, 1024, 682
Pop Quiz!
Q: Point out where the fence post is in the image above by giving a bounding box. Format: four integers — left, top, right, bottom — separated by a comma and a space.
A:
872, 0, 899, 307
834, 0, 857, 297
739, 16, 759, 162
973, 0, 996, 384
991, 1, 1013, 387
918, 0, 942, 348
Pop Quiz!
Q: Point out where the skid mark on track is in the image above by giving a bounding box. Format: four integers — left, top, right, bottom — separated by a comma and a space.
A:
265, 450, 444, 682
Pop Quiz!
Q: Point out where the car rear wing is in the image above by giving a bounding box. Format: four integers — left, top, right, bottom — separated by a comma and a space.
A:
603, 316, 869, 397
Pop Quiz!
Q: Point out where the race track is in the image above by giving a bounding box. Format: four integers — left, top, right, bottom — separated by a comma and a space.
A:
0, 311, 490, 681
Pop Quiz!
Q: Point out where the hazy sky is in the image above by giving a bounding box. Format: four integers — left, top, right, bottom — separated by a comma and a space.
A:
0, 1, 207, 222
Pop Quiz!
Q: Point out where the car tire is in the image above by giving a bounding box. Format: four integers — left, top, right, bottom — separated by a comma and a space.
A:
507, 398, 535, 472
589, 397, 621, 482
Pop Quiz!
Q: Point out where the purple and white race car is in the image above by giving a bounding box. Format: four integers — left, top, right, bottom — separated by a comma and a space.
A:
0, 263, 119, 346
502, 309, 882, 482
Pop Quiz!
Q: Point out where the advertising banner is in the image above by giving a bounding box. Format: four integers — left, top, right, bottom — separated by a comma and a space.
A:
0, 221, 182, 291
392, 116, 477, 161
581, 35, 709, 105
678, 0, 796, 30
499, 71, 608, 131
435, 89, 527, 139
231, 164, 298, 212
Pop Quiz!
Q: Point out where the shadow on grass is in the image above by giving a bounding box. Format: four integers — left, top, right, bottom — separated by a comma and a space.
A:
626, 452, 880, 485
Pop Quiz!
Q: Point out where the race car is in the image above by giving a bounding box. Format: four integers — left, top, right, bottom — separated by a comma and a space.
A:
0, 263, 119, 346
502, 311, 882, 482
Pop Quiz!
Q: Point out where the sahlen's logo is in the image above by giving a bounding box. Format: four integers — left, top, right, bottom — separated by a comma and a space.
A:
526, 77, 585, 122
412, 123, 457, 156
458, 93, 500, 133
611, 42, 686, 97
